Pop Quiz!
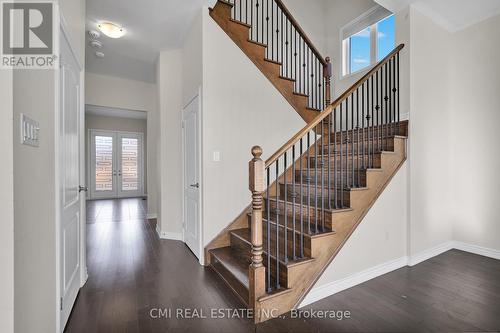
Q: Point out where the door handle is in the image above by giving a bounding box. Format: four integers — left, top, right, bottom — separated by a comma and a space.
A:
78, 185, 88, 193
190, 183, 199, 188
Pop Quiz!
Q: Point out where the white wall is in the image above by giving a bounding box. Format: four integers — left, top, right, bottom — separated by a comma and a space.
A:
85, 73, 156, 112
156, 50, 184, 238
202, 8, 305, 244
182, 10, 203, 106
85, 73, 158, 215
449, 13, 500, 251
283, 0, 327, 55
408, 6, 453, 255
0, 69, 14, 333
13, 70, 58, 333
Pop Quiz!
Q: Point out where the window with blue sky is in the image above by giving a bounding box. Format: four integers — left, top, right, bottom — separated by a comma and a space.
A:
344, 13, 395, 76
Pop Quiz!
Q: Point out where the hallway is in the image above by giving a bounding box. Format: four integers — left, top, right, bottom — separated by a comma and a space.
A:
65, 199, 500, 332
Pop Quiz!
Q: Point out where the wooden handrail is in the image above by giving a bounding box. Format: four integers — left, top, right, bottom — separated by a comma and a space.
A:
274, 0, 327, 66
265, 44, 405, 167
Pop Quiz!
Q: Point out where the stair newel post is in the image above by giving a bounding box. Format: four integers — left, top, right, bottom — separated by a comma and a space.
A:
324, 56, 332, 106
248, 146, 266, 314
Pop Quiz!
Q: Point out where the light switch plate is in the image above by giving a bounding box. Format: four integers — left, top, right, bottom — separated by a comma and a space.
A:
20, 113, 40, 147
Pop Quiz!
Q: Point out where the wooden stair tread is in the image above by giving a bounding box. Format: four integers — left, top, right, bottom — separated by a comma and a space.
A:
280, 181, 369, 192
250, 211, 334, 235
209, 247, 249, 289
229, 18, 250, 28
231, 228, 315, 267
266, 197, 353, 213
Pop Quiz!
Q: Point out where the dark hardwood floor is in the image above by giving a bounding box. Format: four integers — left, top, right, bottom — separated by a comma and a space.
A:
65, 198, 500, 333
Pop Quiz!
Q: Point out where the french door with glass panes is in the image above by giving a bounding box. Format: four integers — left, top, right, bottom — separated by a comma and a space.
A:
89, 130, 144, 199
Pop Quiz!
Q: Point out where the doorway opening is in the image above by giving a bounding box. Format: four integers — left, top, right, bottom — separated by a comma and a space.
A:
85, 105, 148, 200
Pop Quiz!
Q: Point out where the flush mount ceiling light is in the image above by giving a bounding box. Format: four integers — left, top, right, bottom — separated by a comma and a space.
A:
97, 22, 126, 39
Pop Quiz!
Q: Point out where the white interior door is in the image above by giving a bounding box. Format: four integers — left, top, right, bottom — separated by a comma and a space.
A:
89, 130, 144, 199
60, 32, 82, 329
183, 94, 201, 260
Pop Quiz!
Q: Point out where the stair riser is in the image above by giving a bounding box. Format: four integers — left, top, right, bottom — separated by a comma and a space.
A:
308, 154, 381, 169
230, 233, 289, 288
327, 124, 408, 142
294, 170, 367, 188
210, 253, 249, 304
317, 140, 394, 155
260, 212, 332, 236
231, 226, 312, 263
265, 199, 332, 230
279, 183, 351, 208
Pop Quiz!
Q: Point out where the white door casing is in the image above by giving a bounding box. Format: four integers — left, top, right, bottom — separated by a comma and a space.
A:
59, 31, 82, 329
182, 93, 202, 261
89, 130, 144, 199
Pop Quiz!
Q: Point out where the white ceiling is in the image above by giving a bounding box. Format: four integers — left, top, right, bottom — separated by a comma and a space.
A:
375, 0, 500, 32
85, 0, 215, 83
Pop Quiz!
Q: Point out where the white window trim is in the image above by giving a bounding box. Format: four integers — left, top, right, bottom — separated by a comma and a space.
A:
340, 5, 393, 79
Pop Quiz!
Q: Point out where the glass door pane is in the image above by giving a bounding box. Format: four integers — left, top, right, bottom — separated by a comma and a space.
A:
121, 137, 139, 191
117, 133, 143, 197
95, 135, 114, 192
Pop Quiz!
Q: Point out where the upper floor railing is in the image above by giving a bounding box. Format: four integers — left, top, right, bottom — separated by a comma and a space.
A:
225, 0, 332, 110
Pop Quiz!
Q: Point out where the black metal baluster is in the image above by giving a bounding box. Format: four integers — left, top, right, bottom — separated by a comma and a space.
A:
266, 167, 271, 292
389, 58, 393, 136
334, 108, 338, 209
266, 0, 270, 58
345, 97, 349, 188
292, 145, 296, 260
307, 132, 311, 234
293, 29, 299, 91
275, 160, 280, 289
285, 18, 288, 77
328, 112, 332, 211
375, 70, 380, 152
356, 88, 360, 187
397, 52, 400, 134
314, 126, 318, 233
271, 0, 274, 61
280, 10, 283, 71
299, 138, 304, 258
384, 62, 388, 150
250, 0, 253, 32
255, 0, 258, 42
362, 82, 365, 171
351, 93, 354, 188
284, 152, 288, 263
340, 103, 343, 208
321, 116, 325, 231
371, 75, 374, 167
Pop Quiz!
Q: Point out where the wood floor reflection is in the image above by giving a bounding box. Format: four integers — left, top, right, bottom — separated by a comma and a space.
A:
65, 198, 500, 332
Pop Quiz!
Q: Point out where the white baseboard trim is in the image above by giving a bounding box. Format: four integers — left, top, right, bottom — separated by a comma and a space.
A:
300, 241, 499, 308
299, 256, 408, 308
453, 241, 500, 260
155, 226, 183, 241
408, 241, 454, 266
147, 213, 158, 219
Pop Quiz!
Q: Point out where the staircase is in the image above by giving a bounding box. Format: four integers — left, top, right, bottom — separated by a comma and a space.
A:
206, 0, 407, 323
